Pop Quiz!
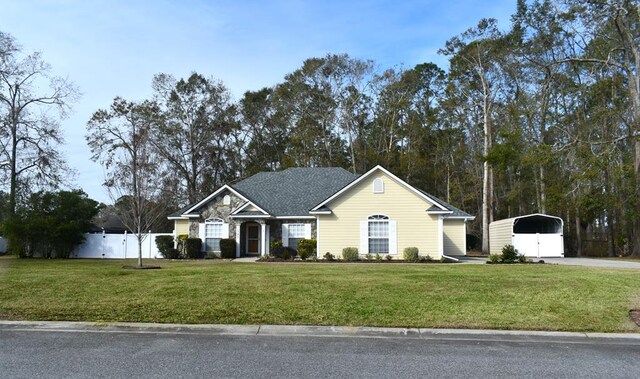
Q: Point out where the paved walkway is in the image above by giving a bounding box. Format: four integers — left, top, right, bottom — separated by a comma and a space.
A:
232, 257, 259, 262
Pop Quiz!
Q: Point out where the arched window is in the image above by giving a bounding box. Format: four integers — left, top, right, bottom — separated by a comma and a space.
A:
223, 195, 231, 205
373, 178, 384, 194
368, 215, 389, 253
205, 218, 224, 252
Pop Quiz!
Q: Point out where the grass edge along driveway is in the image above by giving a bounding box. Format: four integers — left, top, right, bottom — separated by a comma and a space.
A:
0, 257, 638, 333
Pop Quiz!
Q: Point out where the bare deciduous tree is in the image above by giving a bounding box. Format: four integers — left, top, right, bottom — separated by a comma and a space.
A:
0, 31, 78, 218
86, 97, 168, 267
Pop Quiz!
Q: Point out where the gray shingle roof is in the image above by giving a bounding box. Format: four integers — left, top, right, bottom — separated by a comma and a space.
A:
232, 210, 269, 216
418, 189, 473, 218
168, 203, 196, 218
231, 167, 359, 217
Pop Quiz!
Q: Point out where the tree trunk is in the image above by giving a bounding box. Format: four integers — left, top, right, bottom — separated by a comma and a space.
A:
575, 208, 582, 257
8, 115, 18, 220
539, 165, 546, 214
633, 140, 640, 256
481, 90, 493, 254
137, 234, 143, 268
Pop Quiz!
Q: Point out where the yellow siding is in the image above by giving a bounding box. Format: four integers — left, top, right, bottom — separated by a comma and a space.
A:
318, 171, 441, 259
443, 219, 466, 256
174, 219, 189, 236
489, 219, 513, 255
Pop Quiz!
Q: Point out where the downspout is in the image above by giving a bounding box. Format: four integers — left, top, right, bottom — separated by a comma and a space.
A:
441, 254, 459, 262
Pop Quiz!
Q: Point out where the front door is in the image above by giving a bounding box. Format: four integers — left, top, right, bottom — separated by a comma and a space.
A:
246, 223, 260, 255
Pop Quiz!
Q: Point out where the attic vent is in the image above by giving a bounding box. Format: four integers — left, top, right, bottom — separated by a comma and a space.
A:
223, 195, 231, 205
373, 178, 384, 194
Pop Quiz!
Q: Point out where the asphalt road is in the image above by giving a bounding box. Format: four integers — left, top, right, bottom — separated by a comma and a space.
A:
1, 326, 639, 378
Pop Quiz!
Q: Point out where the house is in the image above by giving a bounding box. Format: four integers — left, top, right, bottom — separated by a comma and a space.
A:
168, 165, 474, 258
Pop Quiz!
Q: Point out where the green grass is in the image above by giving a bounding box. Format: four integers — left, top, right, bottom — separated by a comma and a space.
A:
0, 257, 639, 332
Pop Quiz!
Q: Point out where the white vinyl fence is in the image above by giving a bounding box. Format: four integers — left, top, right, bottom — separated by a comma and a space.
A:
71, 232, 173, 259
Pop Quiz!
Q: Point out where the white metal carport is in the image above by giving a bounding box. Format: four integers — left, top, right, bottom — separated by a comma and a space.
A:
489, 214, 564, 258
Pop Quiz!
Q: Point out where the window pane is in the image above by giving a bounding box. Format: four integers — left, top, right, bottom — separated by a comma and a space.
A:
205, 238, 221, 252
247, 224, 259, 238
368, 218, 389, 254
288, 224, 306, 238
369, 238, 389, 254
288, 238, 301, 250
368, 221, 388, 238
206, 223, 223, 238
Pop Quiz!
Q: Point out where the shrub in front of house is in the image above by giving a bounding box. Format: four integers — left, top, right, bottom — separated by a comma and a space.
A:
488, 254, 501, 264
403, 247, 419, 262
297, 239, 317, 260
220, 238, 236, 259
270, 240, 283, 251
500, 244, 518, 263
155, 236, 178, 259
271, 245, 297, 260
342, 247, 359, 261
323, 252, 335, 261
185, 238, 203, 259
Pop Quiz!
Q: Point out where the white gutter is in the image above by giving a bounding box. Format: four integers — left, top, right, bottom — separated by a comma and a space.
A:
442, 254, 459, 262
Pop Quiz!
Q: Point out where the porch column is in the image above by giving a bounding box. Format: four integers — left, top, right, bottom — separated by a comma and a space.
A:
235, 221, 241, 258
260, 221, 267, 256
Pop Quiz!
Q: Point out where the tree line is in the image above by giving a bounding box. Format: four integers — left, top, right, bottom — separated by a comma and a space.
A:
2, 0, 640, 259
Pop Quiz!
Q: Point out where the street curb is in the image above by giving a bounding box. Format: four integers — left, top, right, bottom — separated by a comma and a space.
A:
1, 320, 639, 340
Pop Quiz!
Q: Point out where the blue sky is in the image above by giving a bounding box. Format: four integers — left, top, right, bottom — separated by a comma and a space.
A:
1, 0, 516, 204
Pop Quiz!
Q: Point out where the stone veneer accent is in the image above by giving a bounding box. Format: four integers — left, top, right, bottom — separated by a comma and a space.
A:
188, 191, 244, 238
185, 189, 318, 254
268, 219, 317, 243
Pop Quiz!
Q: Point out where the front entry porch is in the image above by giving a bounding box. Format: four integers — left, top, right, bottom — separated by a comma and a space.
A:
234, 220, 269, 257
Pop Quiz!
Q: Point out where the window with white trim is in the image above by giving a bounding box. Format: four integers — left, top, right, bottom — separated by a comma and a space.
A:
287, 223, 306, 250
373, 178, 384, 194
205, 218, 224, 252
368, 215, 389, 254
223, 195, 231, 205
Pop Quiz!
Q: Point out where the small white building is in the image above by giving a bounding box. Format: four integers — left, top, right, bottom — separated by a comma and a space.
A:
489, 214, 564, 258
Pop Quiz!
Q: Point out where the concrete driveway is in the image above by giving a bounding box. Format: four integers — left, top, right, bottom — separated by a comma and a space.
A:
542, 257, 640, 269
456, 256, 640, 269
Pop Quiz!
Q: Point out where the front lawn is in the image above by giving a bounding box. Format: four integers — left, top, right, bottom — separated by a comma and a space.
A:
0, 257, 638, 332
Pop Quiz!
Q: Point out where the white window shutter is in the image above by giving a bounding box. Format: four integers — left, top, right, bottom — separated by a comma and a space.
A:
222, 223, 230, 239
282, 224, 289, 246
198, 223, 205, 252
360, 221, 368, 254
304, 224, 312, 239
389, 220, 397, 254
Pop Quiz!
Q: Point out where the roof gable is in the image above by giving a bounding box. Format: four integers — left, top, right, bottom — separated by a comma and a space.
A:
311, 165, 447, 212
181, 185, 269, 216
174, 167, 359, 218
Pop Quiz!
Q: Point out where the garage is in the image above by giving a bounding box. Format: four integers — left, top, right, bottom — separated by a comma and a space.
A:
489, 214, 564, 258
